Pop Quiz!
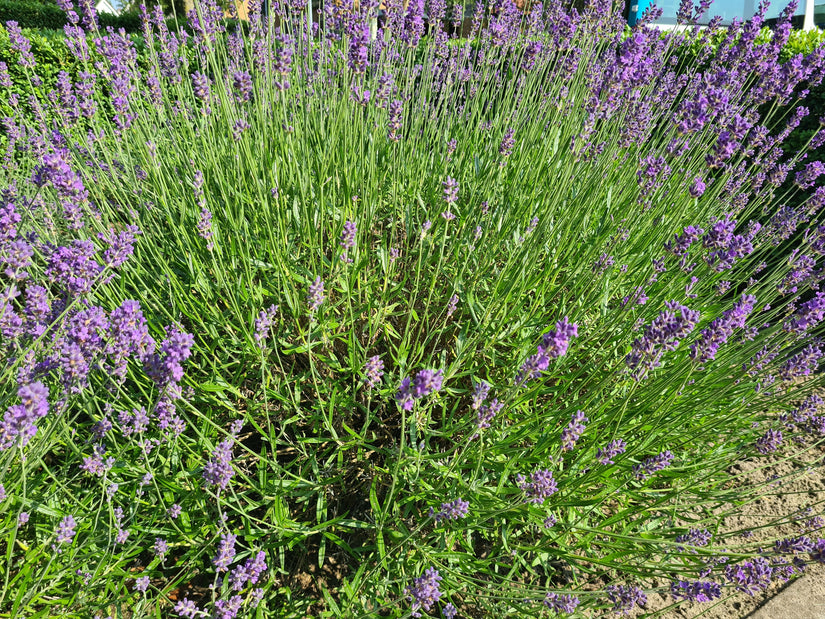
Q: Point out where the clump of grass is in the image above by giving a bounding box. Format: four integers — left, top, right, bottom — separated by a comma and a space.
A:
1, 0, 825, 616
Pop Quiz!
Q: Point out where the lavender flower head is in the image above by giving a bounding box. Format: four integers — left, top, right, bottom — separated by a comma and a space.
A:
363, 355, 384, 389
516, 317, 578, 384
471, 381, 490, 410
197, 208, 214, 250
499, 128, 515, 160
0, 381, 49, 450
518, 468, 558, 504
307, 276, 325, 312
560, 410, 588, 451
473, 398, 503, 439
443, 177, 459, 204
755, 428, 783, 454
430, 498, 470, 523
396, 369, 443, 410
203, 438, 234, 491
412, 369, 444, 398
174, 598, 201, 618
597, 439, 627, 465
689, 177, 706, 198
670, 580, 721, 602
633, 451, 674, 480
254, 304, 278, 347
606, 584, 647, 614
213, 532, 237, 572
626, 301, 700, 380
544, 592, 580, 614
690, 294, 757, 363
55, 515, 77, 545
406, 567, 442, 617
134, 576, 150, 593
542, 317, 578, 358
447, 294, 459, 318
340, 220, 357, 250
725, 557, 773, 594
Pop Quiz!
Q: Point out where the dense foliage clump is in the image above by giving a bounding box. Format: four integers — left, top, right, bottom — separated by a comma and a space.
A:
1, 0, 825, 617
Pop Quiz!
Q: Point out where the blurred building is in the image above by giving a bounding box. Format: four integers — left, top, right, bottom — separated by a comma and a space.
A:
96, 0, 120, 14
627, 0, 824, 29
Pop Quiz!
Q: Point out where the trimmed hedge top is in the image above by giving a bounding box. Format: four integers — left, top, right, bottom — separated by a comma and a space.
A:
0, 0, 143, 33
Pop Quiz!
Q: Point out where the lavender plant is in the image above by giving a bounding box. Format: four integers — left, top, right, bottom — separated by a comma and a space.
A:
1, 0, 825, 616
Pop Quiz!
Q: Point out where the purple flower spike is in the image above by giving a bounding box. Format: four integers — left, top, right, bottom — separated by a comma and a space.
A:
340, 220, 357, 250
606, 584, 647, 615
633, 451, 674, 480
363, 355, 385, 389
542, 317, 578, 358
688, 177, 706, 198
597, 439, 627, 465
396, 377, 415, 411
1, 381, 50, 450
471, 381, 490, 410
388, 99, 403, 141
499, 128, 515, 159
197, 208, 214, 249
307, 276, 325, 312
134, 576, 150, 593
626, 301, 700, 380
517, 469, 558, 504
517, 317, 578, 384
443, 177, 459, 204
55, 515, 77, 545
213, 532, 237, 572
174, 598, 201, 618
690, 294, 756, 363
203, 438, 234, 491
406, 567, 442, 617
412, 369, 444, 398
560, 410, 588, 451
431, 498, 469, 523
670, 580, 721, 602
810, 539, 825, 564
473, 398, 503, 439
254, 304, 279, 347
544, 592, 580, 614
725, 557, 773, 595
755, 429, 783, 454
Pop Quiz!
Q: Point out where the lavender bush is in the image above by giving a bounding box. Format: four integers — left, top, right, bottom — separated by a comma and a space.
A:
1, 0, 825, 616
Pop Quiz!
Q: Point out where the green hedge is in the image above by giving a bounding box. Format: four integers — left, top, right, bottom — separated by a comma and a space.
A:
0, 1, 143, 33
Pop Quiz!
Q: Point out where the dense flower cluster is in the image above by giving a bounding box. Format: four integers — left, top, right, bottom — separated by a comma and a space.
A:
363, 355, 385, 389
544, 592, 580, 614
560, 410, 588, 451
633, 451, 674, 480
517, 469, 558, 504
605, 584, 647, 614
725, 557, 774, 595
406, 567, 443, 617
670, 580, 721, 602
430, 498, 470, 523
596, 439, 627, 465
626, 302, 700, 380
516, 318, 578, 384
396, 369, 444, 410
690, 294, 757, 363
203, 437, 235, 491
